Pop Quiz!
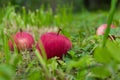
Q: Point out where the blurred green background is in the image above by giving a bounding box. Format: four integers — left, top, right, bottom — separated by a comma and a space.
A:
0, 0, 120, 12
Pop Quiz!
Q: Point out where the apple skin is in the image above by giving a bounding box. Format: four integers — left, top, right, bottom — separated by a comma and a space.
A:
36, 32, 72, 59
8, 31, 35, 51
96, 24, 116, 35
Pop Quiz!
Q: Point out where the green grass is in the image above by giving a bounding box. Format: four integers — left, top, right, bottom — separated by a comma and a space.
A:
0, 0, 120, 80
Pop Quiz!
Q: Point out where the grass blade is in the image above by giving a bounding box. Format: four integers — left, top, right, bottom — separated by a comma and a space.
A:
102, 0, 118, 47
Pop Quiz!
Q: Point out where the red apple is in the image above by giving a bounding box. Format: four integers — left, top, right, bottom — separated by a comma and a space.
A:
8, 31, 35, 51
36, 32, 72, 59
96, 24, 116, 35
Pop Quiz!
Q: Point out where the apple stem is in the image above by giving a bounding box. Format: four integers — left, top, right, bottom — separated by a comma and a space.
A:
57, 28, 62, 35
20, 28, 23, 32
20, 28, 23, 36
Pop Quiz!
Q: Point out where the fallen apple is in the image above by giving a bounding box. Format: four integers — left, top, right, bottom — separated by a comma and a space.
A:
96, 24, 116, 35
36, 30, 72, 59
8, 30, 35, 51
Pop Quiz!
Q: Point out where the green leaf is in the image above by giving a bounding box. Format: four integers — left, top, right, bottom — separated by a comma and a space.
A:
94, 40, 120, 63
91, 65, 111, 79
106, 41, 120, 62
67, 55, 93, 72
0, 64, 15, 80
94, 46, 112, 63
76, 70, 87, 80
